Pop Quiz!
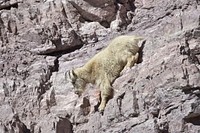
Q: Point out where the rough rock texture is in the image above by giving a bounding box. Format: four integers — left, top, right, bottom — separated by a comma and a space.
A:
0, 0, 200, 133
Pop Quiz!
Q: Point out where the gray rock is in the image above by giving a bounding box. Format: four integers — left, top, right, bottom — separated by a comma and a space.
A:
1, 0, 200, 133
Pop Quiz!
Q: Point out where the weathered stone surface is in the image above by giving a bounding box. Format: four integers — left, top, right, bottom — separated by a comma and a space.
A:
79, 22, 110, 43
0, 0, 200, 133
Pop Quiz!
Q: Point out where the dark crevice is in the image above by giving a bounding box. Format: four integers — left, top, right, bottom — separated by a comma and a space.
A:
182, 86, 200, 98
184, 115, 200, 125
184, 39, 200, 64
128, 0, 137, 12
114, 0, 136, 12
181, 31, 200, 65
117, 92, 125, 115
131, 90, 140, 117
188, 53, 200, 64
0, 2, 19, 10
53, 57, 59, 72
100, 21, 110, 28
180, 12, 183, 30
114, 0, 121, 11
38, 44, 83, 56
138, 40, 146, 63
182, 86, 200, 92
156, 11, 172, 22
80, 97, 91, 116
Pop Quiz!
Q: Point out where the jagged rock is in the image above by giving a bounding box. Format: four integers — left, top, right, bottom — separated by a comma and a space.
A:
0, 0, 22, 10
56, 117, 73, 133
79, 22, 110, 43
66, 0, 116, 28
34, 115, 72, 133
0, 104, 14, 122
1, 0, 200, 133
0, 110, 30, 133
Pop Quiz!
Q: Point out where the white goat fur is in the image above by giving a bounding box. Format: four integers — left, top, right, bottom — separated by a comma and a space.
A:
65, 35, 143, 112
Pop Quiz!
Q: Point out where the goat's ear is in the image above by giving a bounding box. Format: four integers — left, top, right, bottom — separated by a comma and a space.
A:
134, 36, 145, 47
65, 70, 77, 82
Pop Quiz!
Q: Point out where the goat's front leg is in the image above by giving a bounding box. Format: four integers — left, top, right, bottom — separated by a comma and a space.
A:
124, 52, 139, 69
98, 92, 108, 113
98, 81, 112, 113
121, 53, 139, 76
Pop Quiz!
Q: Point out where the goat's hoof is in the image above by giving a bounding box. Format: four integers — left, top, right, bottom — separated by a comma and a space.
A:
98, 107, 104, 114
99, 109, 104, 115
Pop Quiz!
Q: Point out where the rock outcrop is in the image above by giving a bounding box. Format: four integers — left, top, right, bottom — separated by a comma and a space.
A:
0, 0, 200, 133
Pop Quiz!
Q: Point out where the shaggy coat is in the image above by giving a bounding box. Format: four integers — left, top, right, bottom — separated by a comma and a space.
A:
65, 35, 143, 112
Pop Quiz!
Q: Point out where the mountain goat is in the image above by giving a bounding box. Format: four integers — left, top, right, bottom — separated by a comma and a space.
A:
65, 35, 143, 112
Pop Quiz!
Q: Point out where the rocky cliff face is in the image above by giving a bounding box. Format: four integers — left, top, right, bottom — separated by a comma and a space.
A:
0, 0, 200, 133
